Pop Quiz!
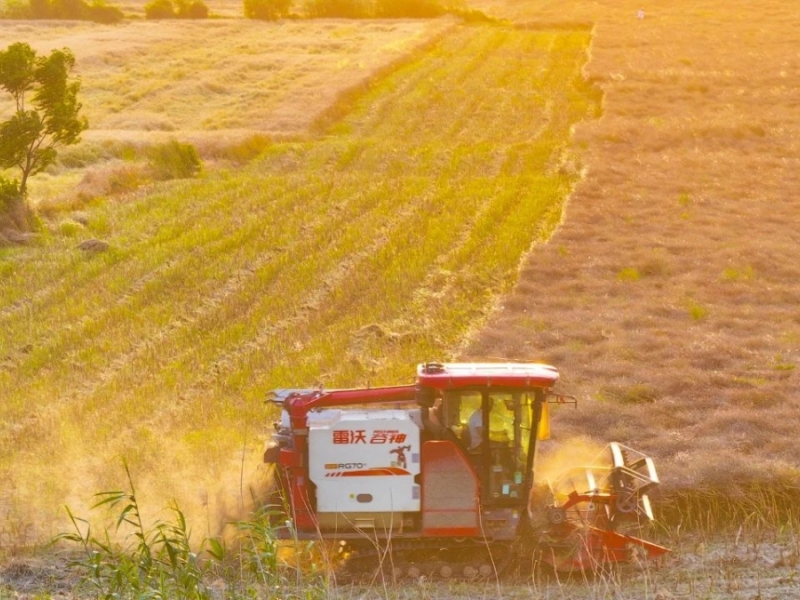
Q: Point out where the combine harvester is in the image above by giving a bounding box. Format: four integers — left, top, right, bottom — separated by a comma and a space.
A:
264, 362, 669, 578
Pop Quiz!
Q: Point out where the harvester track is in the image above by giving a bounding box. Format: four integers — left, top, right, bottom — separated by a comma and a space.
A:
337, 538, 516, 583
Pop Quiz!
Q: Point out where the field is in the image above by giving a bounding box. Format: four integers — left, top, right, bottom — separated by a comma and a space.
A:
467, 0, 800, 513
1, 0, 800, 597
0, 17, 455, 204
1, 9, 596, 543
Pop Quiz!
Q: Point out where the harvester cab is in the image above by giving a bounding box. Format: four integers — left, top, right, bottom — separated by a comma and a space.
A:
264, 362, 668, 578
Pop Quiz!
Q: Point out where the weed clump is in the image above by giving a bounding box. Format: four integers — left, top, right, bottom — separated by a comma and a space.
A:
218, 135, 272, 164
54, 464, 326, 599
598, 382, 659, 405
147, 141, 203, 181
617, 267, 640, 282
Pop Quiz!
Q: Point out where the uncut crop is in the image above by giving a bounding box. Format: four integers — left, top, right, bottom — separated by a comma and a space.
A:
0, 24, 598, 541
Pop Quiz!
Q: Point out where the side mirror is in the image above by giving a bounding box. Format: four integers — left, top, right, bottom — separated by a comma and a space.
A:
537, 401, 551, 441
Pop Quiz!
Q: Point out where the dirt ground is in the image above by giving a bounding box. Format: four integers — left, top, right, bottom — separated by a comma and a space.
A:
4, 532, 800, 599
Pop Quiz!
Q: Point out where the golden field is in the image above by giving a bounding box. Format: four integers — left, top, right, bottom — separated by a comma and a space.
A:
1, 0, 800, 596
0, 17, 454, 205
1, 10, 597, 546
466, 0, 800, 519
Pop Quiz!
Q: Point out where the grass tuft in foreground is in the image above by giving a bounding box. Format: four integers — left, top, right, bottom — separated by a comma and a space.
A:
54, 462, 331, 599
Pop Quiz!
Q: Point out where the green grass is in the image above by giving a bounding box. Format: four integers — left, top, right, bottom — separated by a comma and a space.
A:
0, 23, 598, 541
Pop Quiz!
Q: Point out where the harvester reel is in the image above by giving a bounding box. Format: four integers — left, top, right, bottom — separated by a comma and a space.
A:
539, 443, 666, 572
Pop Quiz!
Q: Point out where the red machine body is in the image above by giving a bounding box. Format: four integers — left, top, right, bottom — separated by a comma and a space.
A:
264, 362, 668, 577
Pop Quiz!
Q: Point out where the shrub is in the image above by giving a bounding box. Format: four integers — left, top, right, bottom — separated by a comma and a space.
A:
0, 177, 19, 213
148, 140, 202, 181
0, 176, 34, 233
375, 0, 443, 18
145, 0, 175, 17
85, 0, 124, 22
176, 0, 208, 17
305, 0, 369, 17
15, 0, 123, 20
243, 0, 290, 19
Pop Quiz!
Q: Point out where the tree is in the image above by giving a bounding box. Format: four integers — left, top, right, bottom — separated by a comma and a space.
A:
0, 42, 88, 200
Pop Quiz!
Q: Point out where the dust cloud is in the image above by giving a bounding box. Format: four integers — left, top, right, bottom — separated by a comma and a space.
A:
534, 437, 612, 491
2, 442, 276, 552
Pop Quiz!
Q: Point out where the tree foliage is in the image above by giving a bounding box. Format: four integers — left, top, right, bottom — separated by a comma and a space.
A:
0, 42, 88, 198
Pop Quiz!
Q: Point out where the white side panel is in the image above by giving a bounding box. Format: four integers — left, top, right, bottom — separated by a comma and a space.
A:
308, 410, 420, 513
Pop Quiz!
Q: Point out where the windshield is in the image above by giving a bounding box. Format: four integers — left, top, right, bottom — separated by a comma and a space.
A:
442, 390, 533, 502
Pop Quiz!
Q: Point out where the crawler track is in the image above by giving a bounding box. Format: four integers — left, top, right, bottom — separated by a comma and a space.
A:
337, 538, 517, 582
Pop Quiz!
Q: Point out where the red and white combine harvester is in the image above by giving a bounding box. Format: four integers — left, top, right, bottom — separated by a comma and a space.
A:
264, 362, 669, 578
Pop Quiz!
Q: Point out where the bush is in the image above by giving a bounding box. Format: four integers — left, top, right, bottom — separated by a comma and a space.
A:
176, 0, 208, 17
0, 176, 34, 233
0, 177, 18, 209
20, 0, 123, 20
144, 0, 175, 17
144, 0, 209, 19
375, 0, 443, 18
0, 177, 21, 218
305, 0, 368, 17
148, 140, 202, 181
243, 0, 290, 19
86, 0, 124, 22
